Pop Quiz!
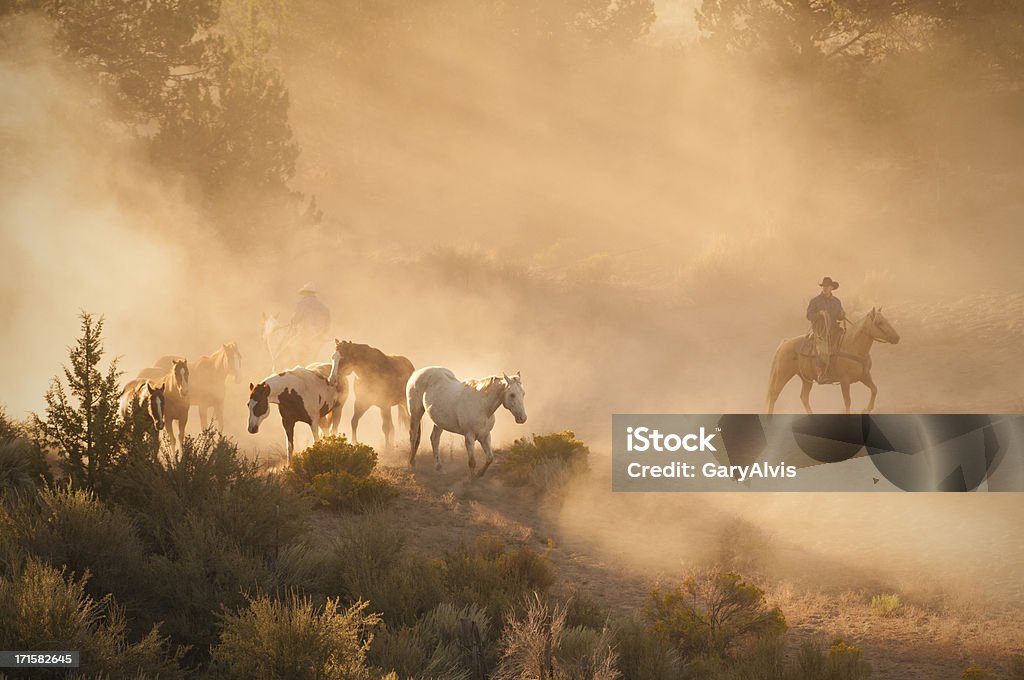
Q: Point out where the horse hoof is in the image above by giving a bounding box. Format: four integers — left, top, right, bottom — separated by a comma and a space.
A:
435, 463, 442, 471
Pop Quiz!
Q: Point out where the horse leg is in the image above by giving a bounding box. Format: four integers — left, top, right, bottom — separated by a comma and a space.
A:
309, 418, 321, 446
381, 406, 394, 451
477, 432, 495, 478
213, 399, 224, 430
329, 406, 343, 436
166, 415, 179, 452
464, 434, 478, 477
840, 381, 852, 414
351, 399, 370, 443
861, 373, 878, 413
397, 402, 410, 442
799, 379, 814, 415
198, 404, 209, 432
767, 372, 793, 415
178, 410, 189, 451
283, 418, 296, 465
430, 425, 443, 470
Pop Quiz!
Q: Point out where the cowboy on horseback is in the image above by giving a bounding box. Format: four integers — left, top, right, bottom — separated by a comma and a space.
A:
806, 276, 846, 383
291, 282, 331, 362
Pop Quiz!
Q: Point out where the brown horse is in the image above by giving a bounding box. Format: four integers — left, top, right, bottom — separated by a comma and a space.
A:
136, 359, 189, 450
155, 343, 242, 430
328, 339, 414, 449
766, 308, 900, 414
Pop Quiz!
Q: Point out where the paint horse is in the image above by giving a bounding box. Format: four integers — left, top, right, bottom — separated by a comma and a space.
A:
247, 365, 338, 463
407, 367, 527, 478
136, 359, 189, 451
154, 342, 242, 430
119, 380, 166, 433
328, 339, 414, 449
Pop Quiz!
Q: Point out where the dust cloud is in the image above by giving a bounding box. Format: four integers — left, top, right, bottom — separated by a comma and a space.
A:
2, 1, 1022, 607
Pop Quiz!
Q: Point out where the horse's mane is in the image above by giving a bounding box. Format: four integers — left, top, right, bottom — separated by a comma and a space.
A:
342, 342, 387, 362
843, 311, 874, 345
466, 376, 505, 394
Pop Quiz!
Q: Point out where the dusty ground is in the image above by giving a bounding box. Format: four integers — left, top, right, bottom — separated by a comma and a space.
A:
345, 449, 1024, 680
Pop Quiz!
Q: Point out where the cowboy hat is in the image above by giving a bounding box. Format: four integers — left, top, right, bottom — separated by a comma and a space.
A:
818, 277, 839, 290
297, 282, 318, 295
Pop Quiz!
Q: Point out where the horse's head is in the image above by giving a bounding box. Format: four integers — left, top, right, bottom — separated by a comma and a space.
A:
147, 382, 166, 431
247, 381, 272, 434
173, 359, 190, 397
328, 338, 353, 386
225, 342, 242, 384
501, 371, 527, 424
868, 308, 900, 344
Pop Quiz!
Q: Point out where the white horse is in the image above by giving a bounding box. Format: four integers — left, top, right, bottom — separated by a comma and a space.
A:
261, 312, 294, 371
406, 366, 527, 478
247, 365, 338, 462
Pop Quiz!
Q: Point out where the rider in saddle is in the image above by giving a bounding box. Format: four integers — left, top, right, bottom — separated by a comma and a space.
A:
806, 276, 846, 383
291, 282, 331, 363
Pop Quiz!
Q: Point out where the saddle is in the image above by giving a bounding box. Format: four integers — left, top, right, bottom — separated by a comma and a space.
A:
798, 327, 847, 384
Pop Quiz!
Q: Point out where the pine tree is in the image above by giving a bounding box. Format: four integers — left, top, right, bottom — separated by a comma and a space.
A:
34, 312, 125, 489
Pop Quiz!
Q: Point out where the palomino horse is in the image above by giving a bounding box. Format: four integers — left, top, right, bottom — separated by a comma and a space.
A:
407, 367, 527, 478
766, 308, 900, 414
247, 365, 338, 463
136, 360, 189, 450
119, 380, 166, 433
155, 343, 242, 430
328, 339, 414, 449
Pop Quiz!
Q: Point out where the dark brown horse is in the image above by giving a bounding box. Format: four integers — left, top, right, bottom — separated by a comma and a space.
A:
328, 339, 414, 449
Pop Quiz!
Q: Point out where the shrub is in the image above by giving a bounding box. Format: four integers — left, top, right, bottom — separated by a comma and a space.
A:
713, 517, 773, 576
288, 436, 395, 511
644, 570, 786, 659
504, 431, 590, 491
0, 405, 21, 443
0, 438, 50, 497
0, 559, 182, 679
370, 602, 491, 680
1009, 654, 1024, 680
611, 617, 680, 680
210, 593, 380, 680
440, 534, 556, 623
870, 593, 902, 618
141, 514, 277, 664
107, 430, 307, 554
493, 595, 619, 680
320, 514, 446, 626
961, 663, 994, 680
5, 486, 148, 616
829, 640, 872, 680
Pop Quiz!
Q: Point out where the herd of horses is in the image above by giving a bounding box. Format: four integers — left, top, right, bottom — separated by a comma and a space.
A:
119, 337, 529, 478
118, 308, 899, 477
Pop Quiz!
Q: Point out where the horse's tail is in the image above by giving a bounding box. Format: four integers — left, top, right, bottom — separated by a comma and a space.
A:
406, 371, 427, 462
766, 341, 784, 413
